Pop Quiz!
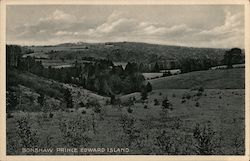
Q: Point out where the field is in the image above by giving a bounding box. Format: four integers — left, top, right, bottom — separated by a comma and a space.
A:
150, 68, 245, 89
6, 68, 245, 155
143, 73, 163, 80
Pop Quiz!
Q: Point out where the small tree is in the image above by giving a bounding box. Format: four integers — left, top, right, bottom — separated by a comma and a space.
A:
223, 48, 243, 69
154, 99, 159, 105
193, 123, 220, 154
58, 115, 91, 150
162, 97, 173, 110
141, 85, 148, 100
17, 117, 38, 149
64, 89, 73, 109
154, 62, 160, 72
156, 130, 173, 154
37, 93, 45, 107
146, 82, 152, 92
119, 115, 140, 146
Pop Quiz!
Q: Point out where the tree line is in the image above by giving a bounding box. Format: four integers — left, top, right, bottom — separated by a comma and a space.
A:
6, 45, 147, 97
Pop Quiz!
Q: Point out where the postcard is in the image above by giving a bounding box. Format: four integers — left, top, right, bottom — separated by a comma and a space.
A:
0, 0, 249, 161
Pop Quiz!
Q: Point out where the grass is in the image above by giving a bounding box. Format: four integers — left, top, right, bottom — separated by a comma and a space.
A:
7, 69, 65, 99
6, 66, 245, 155
7, 88, 245, 155
149, 68, 245, 89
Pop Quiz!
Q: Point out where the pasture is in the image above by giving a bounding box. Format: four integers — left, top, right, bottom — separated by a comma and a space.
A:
7, 88, 245, 155
6, 68, 245, 155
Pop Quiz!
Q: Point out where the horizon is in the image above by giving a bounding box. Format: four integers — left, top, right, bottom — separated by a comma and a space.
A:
7, 40, 244, 50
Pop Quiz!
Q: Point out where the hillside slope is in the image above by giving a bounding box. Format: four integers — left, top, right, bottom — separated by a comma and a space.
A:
149, 68, 245, 89
27, 42, 227, 63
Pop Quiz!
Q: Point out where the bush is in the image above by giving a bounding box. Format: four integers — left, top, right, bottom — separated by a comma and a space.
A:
58, 115, 91, 149
146, 82, 152, 92
154, 99, 160, 105
141, 87, 148, 100
127, 107, 133, 113
17, 117, 39, 149
119, 115, 140, 146
144, 105, 148, 109
181, 99, 186, 104
162, 97, 173, 110
82, 110, 86, 114
49, 112, 54, 118
196, 91, 202, 97
193, 123, 220, 154
156, 130, 173, 154
198, 87, 204, 92
195, 102, 200, 107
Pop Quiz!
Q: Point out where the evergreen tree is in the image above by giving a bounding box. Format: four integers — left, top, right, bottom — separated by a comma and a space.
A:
141, 86, 148, 100
154, 62, 160, 72
146, 82, 152, 92
162, 97, 173, 110
64, 89, 73, 109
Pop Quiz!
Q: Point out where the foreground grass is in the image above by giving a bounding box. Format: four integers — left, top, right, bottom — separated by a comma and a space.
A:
7, 89, 245, 155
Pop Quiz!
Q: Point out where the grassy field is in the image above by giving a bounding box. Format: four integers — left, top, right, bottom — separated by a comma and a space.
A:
150, 68, 245, 89
7, 88, 245, 155
6, 68, 245, 155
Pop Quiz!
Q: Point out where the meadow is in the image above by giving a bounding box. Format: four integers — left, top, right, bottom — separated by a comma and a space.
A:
6, 68, 245, 155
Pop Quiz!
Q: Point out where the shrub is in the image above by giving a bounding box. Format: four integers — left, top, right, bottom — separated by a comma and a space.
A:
127, 107, 133, 113
185, 94, 191, 99
146, 82, 152, 92
58, 115, 91, 149
144, 105, 148, 109
49, 112, 53, 118
162, 97, 173, 110
141, 87, 148, 100
119, 115, 140, 146
195, 102, 200, 107
156, 130, 173, 154
196, 91, 202, 97
64, 89, 73, 109
17, 117, 39, 149
198, 87, 204, 92
181, 99, 186, 104
193, 123, 220, 154
154, 99, 160, 105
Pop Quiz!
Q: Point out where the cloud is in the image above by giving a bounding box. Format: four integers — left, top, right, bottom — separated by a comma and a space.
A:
9, 8, 244, 48
39, 9, 77, 23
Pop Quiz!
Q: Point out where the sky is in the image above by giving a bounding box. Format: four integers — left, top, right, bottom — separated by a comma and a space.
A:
6, 5, 244, 48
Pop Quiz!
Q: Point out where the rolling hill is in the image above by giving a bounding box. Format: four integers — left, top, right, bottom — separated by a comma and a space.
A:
26, 42, 228, 64
149, 68, 245, 89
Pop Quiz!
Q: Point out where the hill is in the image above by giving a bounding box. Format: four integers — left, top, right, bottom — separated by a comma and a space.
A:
149, 68, 245, 89
26, 42, 227, 64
